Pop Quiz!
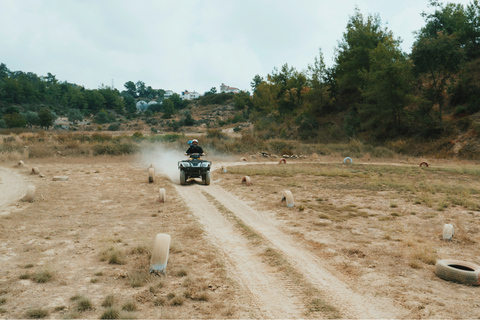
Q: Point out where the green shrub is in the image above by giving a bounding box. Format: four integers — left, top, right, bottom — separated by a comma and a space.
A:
107, 124, 120, 131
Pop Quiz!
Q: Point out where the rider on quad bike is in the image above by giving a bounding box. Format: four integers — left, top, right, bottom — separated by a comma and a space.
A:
178, 139, 211, 185
185, 139, 204, 157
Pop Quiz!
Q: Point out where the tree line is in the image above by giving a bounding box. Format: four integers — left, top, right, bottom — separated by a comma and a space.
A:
0, 66, 192, 128
245, 0, 480, 141
1, 0, 479, 143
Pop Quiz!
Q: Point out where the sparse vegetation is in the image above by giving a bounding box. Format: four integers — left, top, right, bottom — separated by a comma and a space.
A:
101, 295, 116, 308
31, 270, 54, 283
100, 246, 126, 265
122, 301, 137, 312
75, 296, 93, 312
25, 308, 49, 319
100, 307, 120, 319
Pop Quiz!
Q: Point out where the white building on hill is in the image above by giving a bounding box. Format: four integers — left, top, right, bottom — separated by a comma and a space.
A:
181, 90, 200, 100
220, 83, 240, 94
164, 90, 174, 100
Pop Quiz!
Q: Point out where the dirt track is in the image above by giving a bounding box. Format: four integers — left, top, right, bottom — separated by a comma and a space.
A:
1, 156, 480, 319
177, 182, 406, 318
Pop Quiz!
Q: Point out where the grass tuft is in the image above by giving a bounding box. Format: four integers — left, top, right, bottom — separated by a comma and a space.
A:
128, 271, 149, 288
122, 301, 137, 312
76, 296, 93, 312
32, 270, 54, 283
170, 296, 185, 306
100, 246, 126, 265
25, 308, 49, 319
101, 295, 116, 308
100, 307, 120, 319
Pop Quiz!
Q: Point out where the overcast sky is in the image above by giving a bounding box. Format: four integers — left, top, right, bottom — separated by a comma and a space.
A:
0, 0, 473, 95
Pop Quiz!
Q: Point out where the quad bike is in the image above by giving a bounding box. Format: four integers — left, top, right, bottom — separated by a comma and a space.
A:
178, 153, 211, 185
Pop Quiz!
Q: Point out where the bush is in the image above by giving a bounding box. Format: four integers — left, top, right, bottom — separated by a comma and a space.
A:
167, 120, 180, 131
93, 143, 138, 156
206, 129, 226, 139
107, 124, 120, 131
198, 92, 234, 106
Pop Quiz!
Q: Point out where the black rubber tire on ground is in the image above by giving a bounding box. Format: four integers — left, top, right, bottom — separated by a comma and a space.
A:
180, 170, 186, 185
435, 259, 480, 286
205, 172, 211, 185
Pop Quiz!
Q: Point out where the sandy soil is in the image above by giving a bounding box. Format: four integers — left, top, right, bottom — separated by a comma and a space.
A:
0, 166, 28, 214
1, 155, 480, 319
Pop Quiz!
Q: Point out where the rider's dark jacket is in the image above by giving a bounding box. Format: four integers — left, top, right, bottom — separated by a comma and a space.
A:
186, 144, 204, 154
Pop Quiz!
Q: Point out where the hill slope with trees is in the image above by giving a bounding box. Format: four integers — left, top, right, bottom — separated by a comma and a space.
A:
1, 0, 480, 159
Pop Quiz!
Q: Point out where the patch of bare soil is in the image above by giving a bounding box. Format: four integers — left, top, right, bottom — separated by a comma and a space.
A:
1, 155, 480, 319
0, 166, 28, 214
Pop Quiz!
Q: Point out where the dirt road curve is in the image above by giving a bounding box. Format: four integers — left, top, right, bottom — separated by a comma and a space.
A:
0, 166, 28, 214
176, 180, 407, 318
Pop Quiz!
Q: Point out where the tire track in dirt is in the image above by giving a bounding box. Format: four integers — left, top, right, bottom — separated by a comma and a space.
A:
174, 183, 306, 319
199, 184, 409, 319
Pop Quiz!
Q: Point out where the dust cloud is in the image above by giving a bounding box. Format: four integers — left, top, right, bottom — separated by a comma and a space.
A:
139, 146, 186, 184
138, 143, 242, 184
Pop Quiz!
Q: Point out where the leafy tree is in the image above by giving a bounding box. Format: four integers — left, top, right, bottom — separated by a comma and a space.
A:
449, 57, 480, 114
1, 78, 23, 103
161, 99, 175, 119
169, 93, 187, 109
84, 89, 106, 114
25, 111, 40, 128
2, 106, 21, 115
136, 81, 147, 98
0, 119, 6, 129
67, 108, 84, 123
94, 109, 115, 124
333, 8, 393, 107
98, 86, 125, 114
167, 120, 180, 131
38, 107, 56, 129
251, 81, 280, 114
306, 49, 331, 114
147, 101, 161, 113
465, 0, 480, 59
0, 63, 10, 80
250, 75, 264, 93
180, 110, 195, 126
124, 81, 137, 98
122, 93, 136, 114
360, 39, 414, 139
418, 1, 468, 39
411, 31, 464, 128
233, 91, 251, 110
3, 112, 26, 128
343, 106, 361, 137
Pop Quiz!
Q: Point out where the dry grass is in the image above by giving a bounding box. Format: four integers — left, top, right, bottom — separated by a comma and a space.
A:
218, 159, 480, 318
100, 245, 127, 265
3, 140, 480, 319
25, 308, 49, 319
